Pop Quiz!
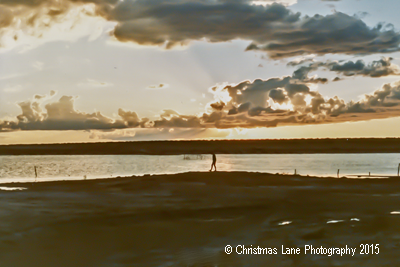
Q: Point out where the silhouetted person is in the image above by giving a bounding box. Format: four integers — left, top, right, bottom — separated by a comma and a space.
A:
34, 166, 37, 181
210, 153, 217, 172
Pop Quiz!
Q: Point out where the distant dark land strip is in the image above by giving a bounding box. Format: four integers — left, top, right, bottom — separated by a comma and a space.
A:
1, 138, 400, 155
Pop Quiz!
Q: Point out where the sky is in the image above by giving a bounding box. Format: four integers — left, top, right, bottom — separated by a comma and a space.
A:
2, 0, 400, 144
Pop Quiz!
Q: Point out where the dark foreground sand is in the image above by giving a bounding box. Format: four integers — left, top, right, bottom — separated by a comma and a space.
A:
1, 172, 400, 266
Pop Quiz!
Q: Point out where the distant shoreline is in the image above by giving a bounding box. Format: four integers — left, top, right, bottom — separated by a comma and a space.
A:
2, 138, 400, 155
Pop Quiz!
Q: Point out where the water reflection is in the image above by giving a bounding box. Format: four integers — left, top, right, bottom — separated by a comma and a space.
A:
0, 187, 27, 191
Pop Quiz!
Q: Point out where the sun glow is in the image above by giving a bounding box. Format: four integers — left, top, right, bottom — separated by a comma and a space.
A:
268, 99, 294, 111
209, 83, 232, 104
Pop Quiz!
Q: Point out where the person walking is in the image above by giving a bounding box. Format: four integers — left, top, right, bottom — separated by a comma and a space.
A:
34, 166, 38, 182
209, 153, 217, 172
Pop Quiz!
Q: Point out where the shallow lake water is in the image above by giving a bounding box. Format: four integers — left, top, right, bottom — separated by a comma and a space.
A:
1, 153, 400, 183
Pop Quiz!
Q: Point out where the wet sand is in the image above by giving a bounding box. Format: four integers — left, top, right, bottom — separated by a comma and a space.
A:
1, 171, 400, 266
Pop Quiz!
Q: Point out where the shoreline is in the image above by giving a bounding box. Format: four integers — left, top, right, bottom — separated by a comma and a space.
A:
2, 171, 400, 188
1, 170, 397, 186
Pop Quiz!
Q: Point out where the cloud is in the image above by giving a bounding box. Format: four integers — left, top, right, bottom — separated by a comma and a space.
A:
89, 128, 232, 141
32, 61, 44, 71
252, 0, 297, 6
0, 72, 27, 81
4, 68, 400, 132
110, 2, 400, 58
2, 58, 400, 132
0, 92, 149, 131
1, 1, 399, 58
3, 84, 23, 93
246, 12, 400, 58
198, 77, 400, 128
288, 57, 400, 78
328, 58, 400, 77
77, 78, 113, 88
89, 128, 137, 141
146, 83, 169, 90
0, 0, 111, 52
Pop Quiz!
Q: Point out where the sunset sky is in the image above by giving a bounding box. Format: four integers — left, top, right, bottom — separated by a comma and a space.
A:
2, 0, 400, 144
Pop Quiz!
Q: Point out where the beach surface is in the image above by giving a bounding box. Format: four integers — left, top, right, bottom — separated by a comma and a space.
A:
1, 171, 400, 266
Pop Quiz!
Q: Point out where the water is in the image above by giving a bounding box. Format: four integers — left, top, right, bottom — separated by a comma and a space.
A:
1, 153, 400, 183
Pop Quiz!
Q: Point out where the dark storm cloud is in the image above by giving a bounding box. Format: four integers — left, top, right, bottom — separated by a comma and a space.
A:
109, 1, 301, 49
245, 12, 400, 58
110, 2, 400, 58
328, 58, 400, 77
1, 0, 400, 58
288, 57, 400, 78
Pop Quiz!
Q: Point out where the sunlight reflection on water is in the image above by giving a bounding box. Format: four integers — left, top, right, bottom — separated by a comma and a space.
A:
0, 187, 27, 191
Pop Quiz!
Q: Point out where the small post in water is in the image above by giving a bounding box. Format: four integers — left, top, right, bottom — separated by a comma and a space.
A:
337, 169, 340, 178
369, 172, 371, 177
294, 169, 296, 175
398, 163, 400, 177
